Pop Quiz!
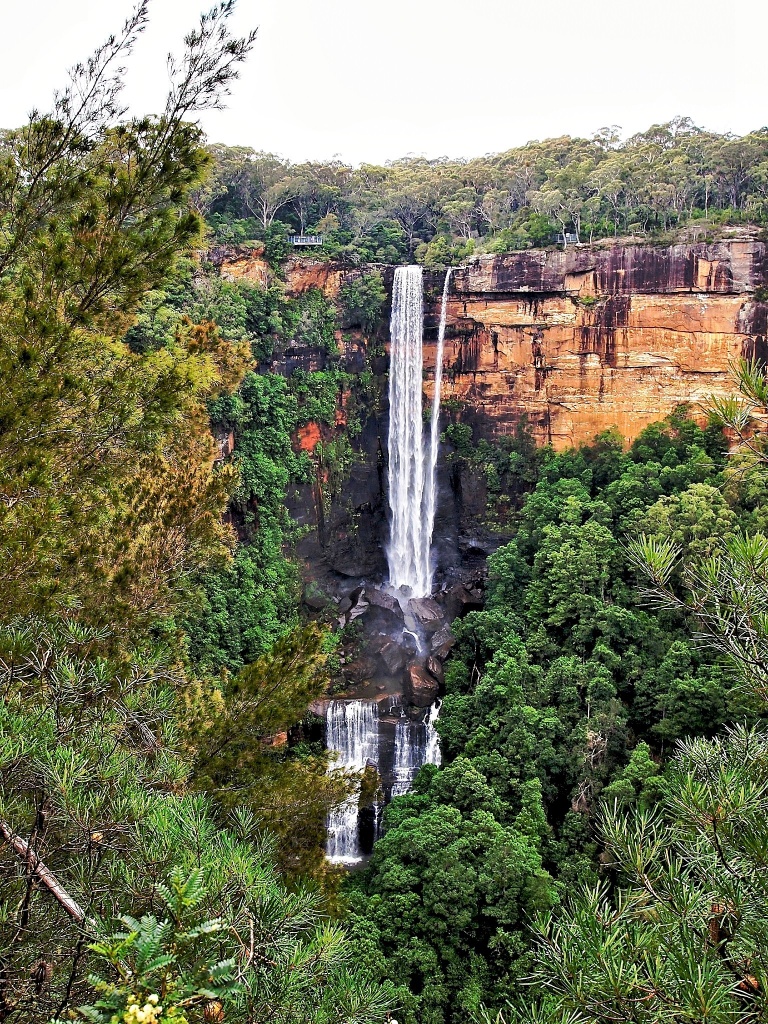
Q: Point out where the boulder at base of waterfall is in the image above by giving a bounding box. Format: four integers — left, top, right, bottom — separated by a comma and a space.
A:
400, 629, 420, 655
379, 640, 408, 674
343, 656, 378, 685
409, 597, 444, 633
426, 655, 445, 686
368, 634, 408, 673
431, 625, 456, 660
364, 587, 405, 628
366, 634, 390, 654
346, 589, 369, 623
405, 664, 440, 708
365, 588, 401, 614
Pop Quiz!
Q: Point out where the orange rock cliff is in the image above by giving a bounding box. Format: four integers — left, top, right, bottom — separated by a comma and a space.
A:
218, 240, 768, 450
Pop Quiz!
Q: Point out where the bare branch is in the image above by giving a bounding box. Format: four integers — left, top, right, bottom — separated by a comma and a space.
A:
0, 819, 90, 925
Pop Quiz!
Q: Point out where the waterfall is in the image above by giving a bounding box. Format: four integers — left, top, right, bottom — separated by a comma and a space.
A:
390, 701, 442, 799
326, 700, 379, 864
423, 269, 452, 565
387, 267, 452, 598
424, 699, 442, 766
387, 266, 427, 595
391, 718, 426, 798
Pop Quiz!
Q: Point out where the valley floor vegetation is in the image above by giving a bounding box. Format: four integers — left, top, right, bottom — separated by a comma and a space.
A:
2, 4, 768, 1024
347, 383, 768, 1024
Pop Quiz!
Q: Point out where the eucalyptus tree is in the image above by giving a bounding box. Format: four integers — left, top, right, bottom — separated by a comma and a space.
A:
289, 160, 351, 234
239, 151, 297, 229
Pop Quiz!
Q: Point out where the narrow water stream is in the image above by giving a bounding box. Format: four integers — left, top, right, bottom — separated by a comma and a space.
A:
390, 700, 442, 799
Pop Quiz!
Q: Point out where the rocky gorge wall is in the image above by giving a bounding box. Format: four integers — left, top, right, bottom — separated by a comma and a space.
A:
220, 239, 768, 449
424, 240, 768, 448
215, 240, 768, 810
216, 239, 768, 585
222, 239, 768, 448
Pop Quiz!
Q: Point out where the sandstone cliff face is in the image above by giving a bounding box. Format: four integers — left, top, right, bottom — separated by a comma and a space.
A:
214, 246, 356, 299
220, 241, 767, 450
216, 241, 768, 583
425, 241, 768, 448
452, 241, 767, 295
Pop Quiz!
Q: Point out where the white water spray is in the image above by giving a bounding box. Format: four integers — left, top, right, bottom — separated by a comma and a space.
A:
390, 701, 443, 799
423, 269, 452, 562
325, 700, 379, 864
387, 267, 451, 597
424, 699, 442, 766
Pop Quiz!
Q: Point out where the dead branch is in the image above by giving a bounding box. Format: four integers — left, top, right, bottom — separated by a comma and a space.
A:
0, 819, 89, 925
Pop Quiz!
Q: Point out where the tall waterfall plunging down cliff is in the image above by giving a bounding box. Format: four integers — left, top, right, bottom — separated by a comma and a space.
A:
423, 270, 451, 571
326, 700, 379, 863
387, 267, 451, 598
387, 267, 426, 594
390, 701, 443, 799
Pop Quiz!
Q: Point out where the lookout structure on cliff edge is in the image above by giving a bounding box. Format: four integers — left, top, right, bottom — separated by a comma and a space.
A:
288, 234, 324, 246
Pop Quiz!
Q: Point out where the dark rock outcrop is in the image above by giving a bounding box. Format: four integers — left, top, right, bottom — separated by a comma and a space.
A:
405, 664, 440, 708
361, 587, 405, 631
442, 583, 484, 621
426, 655, 445, 686
343, 656, 378, 685
409, 597, 444, 633
431, 625, 456, 660
365, 588, 402, 616
379, 640, 408, 674
346, 590, 369, 623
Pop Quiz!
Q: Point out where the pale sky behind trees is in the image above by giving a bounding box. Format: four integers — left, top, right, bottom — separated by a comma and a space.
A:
1, 0, 766, 164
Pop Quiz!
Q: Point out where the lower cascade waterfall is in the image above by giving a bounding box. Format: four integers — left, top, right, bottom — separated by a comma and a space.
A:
325, 700, 442, 860
424, 699, 442, 766
387, 266, 452, 598
325, 700, 379, 864
391, 701, 443, 798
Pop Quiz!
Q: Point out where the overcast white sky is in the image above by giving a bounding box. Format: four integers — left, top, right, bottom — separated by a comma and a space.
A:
1, 0, 766, 165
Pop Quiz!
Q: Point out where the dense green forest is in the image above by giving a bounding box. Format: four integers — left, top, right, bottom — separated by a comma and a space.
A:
347, 405, 768, 1023
201, 121, 768, 262
3, 4, 768, 1024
